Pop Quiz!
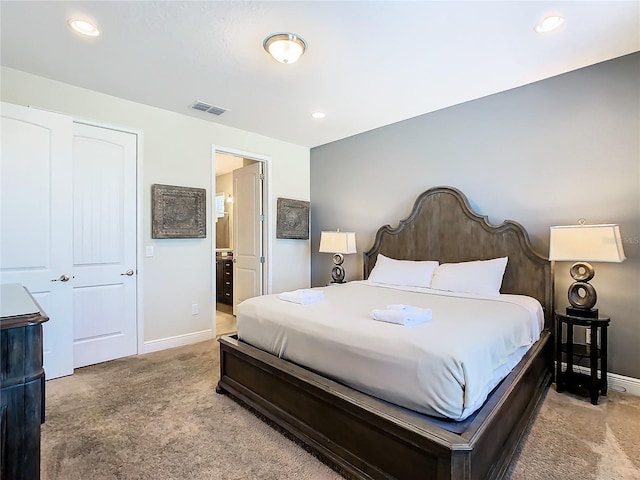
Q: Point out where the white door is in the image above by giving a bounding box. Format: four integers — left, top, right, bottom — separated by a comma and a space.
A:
0, 103, 74, 379
233, 162, 263, 313
72, 123, 138, 368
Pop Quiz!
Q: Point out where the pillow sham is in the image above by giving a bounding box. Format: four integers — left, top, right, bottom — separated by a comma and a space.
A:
367, 254, 439, 288
430, 257, 508, 296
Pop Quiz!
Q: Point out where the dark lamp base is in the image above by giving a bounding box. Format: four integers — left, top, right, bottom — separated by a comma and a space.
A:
566, 306, 599, 318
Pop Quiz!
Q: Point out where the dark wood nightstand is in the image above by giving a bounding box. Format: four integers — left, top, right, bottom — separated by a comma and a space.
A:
555, 310, 610, 405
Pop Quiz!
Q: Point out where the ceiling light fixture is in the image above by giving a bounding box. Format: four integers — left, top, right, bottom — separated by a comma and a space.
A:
263, 32, 307, 64
68, 19, 100, 37
535, 15, 564, 33
311, 112, 325, 119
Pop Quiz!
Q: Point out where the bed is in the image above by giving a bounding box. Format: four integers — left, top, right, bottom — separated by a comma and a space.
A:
217, 186, 553, 480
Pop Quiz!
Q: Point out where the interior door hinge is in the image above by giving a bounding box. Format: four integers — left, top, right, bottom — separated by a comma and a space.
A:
259, 173, 265, 180
260, 256, 265, 263
259, 214, 265, 222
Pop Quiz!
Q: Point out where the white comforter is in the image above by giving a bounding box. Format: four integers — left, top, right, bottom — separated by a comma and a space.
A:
237, 281, 544, 421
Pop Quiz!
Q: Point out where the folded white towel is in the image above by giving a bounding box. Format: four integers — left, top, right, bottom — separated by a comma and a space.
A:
386, 304, 410, 311
279, 289, 324, 304
371, 305, 432, 326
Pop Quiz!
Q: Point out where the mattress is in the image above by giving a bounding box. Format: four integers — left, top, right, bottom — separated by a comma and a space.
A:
237, 281, 544, 420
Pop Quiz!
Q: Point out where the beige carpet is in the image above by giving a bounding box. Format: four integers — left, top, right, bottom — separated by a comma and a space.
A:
42, 340, 640, 480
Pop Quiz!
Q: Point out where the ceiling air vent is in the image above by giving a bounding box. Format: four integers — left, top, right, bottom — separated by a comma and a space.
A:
191, 101, 227, 116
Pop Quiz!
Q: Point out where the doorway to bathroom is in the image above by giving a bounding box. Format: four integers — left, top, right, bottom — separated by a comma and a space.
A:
213, 147, 269, 336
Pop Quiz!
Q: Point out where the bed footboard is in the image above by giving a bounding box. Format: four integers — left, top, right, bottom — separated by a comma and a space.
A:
217, 331, 551, 480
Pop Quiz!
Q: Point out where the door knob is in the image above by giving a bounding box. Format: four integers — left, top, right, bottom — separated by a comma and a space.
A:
120, 269, 135, 276
51, 274, 71, 282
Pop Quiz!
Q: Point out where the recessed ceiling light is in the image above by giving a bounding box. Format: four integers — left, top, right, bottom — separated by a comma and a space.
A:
535, 15, 564, 33
311, 112, 325, 119
68, 19, 100, 37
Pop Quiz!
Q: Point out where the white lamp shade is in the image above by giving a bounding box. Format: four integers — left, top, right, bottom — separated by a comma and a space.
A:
319, 231, 357, 254
549, 224, 626, 262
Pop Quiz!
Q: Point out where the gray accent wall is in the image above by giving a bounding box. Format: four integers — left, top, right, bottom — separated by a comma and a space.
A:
310, 53, 640, 380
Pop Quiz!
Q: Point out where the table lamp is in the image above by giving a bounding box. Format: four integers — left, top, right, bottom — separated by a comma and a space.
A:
319, 229, 357, 283
549, 221, 626, 318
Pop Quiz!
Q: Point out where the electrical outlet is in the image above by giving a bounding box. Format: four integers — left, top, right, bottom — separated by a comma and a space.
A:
191, 304, 199, 315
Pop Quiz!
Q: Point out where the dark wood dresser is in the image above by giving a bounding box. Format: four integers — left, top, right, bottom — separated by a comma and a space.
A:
216, 253, 233, 305
0, 284, 49, 480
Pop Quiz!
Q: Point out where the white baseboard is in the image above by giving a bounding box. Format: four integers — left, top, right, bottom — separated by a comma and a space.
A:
608, 372, 640, 396
141, 329, 214, 354
557, 362, 640, 397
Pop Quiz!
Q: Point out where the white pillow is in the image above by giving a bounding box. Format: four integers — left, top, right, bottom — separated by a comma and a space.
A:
367, 254, 439, 288
430, 257, 508, 296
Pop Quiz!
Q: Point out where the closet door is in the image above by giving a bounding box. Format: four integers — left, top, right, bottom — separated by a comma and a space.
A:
1, 102, 74, 379
71, 123, 138, 368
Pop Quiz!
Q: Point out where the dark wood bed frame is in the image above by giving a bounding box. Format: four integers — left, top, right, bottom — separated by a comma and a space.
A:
217, 186, 553, 480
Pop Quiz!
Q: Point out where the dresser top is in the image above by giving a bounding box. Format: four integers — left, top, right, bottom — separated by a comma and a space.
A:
1, 283, 41, 318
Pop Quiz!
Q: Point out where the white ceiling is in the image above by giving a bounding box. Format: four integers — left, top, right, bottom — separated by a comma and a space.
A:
1, 1, 638, 148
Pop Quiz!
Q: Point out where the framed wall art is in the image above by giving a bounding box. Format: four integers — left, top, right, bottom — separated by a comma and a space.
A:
152, 184, 206, 239
276, 198, 310, 240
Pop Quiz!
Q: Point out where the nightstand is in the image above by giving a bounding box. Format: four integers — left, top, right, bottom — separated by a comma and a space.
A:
555, 311, 610, 405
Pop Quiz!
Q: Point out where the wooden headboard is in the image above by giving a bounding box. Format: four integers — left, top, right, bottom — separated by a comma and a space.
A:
363, 186, 553, 327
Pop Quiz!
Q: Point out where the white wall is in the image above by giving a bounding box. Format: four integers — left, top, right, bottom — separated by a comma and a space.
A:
1, 67, 310, 348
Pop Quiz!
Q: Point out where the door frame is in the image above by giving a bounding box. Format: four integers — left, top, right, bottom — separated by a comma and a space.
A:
211, 146, 271, 327
73, 117, 144, 356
